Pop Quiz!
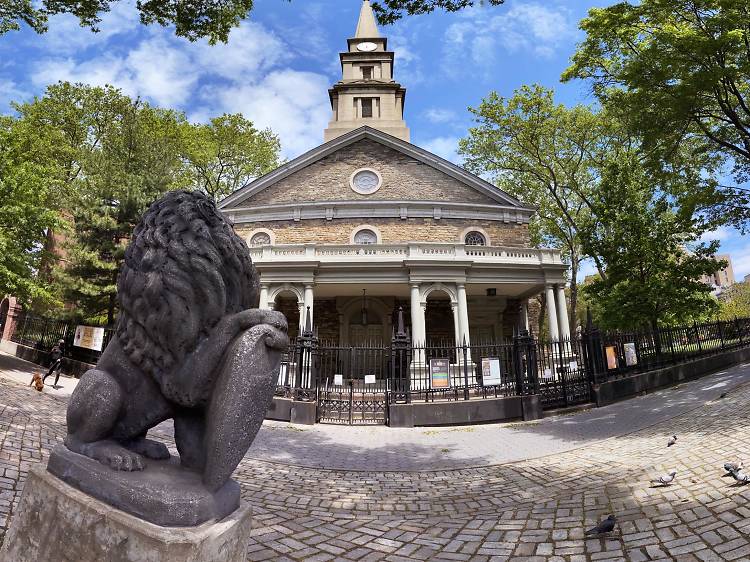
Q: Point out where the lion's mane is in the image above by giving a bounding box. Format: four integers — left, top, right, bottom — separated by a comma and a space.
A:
116, 190, 259, 379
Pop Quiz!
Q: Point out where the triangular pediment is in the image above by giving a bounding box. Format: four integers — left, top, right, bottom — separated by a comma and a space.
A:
219, 127, 530, 211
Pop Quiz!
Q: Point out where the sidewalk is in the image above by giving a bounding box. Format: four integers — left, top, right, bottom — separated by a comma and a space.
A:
0, 350, 79, 398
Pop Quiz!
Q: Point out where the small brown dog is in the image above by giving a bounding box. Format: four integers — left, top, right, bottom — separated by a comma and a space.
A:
29, 372, 44, 392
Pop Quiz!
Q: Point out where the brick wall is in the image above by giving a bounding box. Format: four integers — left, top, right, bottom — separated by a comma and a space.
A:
237, 218, 530, 247
245, 139, 501, 206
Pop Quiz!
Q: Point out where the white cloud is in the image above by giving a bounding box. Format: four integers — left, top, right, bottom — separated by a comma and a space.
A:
205, 70, 331, 159
423, 108, 458, 124
729, 241, 750, 280
443, 2, 579, 77
0, 79, 24, 110
700, 226, 734, 244
418, 136, 462, 164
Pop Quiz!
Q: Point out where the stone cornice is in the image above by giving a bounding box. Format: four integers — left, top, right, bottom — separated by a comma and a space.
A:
225, 200, 533, 225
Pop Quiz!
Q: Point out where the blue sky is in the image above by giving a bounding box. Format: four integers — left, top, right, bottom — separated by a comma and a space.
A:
0, 0, 747, 279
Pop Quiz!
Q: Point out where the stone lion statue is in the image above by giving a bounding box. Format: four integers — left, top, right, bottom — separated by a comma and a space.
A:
59, 190, 287, 499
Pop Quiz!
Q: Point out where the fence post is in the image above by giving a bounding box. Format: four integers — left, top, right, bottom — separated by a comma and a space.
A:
462, 338, 470, 401
737, 317, 745, 346
582, 308, 604, 387
694, 321, 703, 354
718, 320, 725, 351
390, 307, 411, 404
294, 306, 317, 402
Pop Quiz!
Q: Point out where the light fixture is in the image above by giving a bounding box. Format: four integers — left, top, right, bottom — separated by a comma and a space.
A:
361, 289, 368, 326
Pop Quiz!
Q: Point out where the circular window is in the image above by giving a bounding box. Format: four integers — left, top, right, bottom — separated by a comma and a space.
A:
464, 231, 486, 246
350, 168, 382, 195
354, 229, 377, 245
250, 232, 271, 246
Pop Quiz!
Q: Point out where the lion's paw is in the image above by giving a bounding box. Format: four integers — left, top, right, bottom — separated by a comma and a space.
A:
92, 443, 145, 471
127, 438, 171, 460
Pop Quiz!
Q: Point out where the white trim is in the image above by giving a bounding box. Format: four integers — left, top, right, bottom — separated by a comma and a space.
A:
247, 228, 275, 246
219, 127, 530, 211
226, 200, 532, 225
349, 167, 383, 195
421, 282, 458, 304
269, 283, 304, 304
350, 224, 382, 244
459, 226, 491, 246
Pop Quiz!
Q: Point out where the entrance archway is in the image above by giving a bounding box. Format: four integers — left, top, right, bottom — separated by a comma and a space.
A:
423, 288, 457, 347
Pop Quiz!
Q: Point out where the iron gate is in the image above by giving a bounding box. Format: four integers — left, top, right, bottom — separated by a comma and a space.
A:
536, 339, 591, 409
316, 345, 390, 424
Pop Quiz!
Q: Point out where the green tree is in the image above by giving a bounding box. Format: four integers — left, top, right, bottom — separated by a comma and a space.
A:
181, 113, 281, 203
718, 282, 750, 319
1, 0, 505, 42
562, 0, 750, 229
459, 85, 621, 334
0, 116, 63, 305
580, 153, 721, 331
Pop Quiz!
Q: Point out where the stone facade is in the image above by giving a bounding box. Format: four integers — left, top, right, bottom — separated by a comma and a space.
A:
243, 139, 500, 207
237, 217, 530, 247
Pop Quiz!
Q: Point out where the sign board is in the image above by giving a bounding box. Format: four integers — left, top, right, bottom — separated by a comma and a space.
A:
73, 325, 105, 351
334, 374, 343, 386
568, 361, 579, 372
364, 374, 376, 385
429, 358, 450, 389
481, 357, 502, 386
605, 346, 618, 370
624, 343, 638, 366
543, 368, 553, 380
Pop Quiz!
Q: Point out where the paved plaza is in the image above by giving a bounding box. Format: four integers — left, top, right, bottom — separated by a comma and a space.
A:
1, 352, 750, 560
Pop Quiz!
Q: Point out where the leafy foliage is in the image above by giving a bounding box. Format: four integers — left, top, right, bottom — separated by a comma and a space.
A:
580, 153, 722, 329
7, 82, 281, 322
181, 114, 281, 202
718, 282, 750, 319
371, 0, 504, 24
562, 0, 750, 230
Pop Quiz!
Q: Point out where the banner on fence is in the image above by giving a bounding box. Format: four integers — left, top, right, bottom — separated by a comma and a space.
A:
430, 358, 450, 389
481, 357, 502, 386
73, 325, 105, 351
605, 346, 618, 370
624, 343, 638, 366
334, 374, 343, 386
364, 374, 376, 384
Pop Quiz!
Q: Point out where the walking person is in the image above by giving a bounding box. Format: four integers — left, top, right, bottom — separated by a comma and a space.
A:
42, 339, 65, 388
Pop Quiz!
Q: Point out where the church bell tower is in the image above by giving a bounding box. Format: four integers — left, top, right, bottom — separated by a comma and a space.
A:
323, 1, 410, 142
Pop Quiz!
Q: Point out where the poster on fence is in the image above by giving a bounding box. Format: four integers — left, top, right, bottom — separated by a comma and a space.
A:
481, 357, 502, 386
364, 374, 376, 384
624, 343, 638, 366
73, 325, 105, 351
430, 358, 450, 389
543, 368, 553, 380
605, 346, 618, 370
334, 374, 343, 386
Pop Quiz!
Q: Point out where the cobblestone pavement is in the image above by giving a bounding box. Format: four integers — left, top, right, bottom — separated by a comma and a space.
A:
2, 352, 750, 560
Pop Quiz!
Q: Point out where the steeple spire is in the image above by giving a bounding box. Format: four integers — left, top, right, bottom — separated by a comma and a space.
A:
323, 1, 410, 142
355, 1, 380, 38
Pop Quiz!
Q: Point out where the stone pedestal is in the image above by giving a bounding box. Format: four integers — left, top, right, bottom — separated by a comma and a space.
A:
0, 467, 252, 562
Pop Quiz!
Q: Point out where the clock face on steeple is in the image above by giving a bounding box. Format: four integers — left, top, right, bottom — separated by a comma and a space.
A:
357, 42, 377, 52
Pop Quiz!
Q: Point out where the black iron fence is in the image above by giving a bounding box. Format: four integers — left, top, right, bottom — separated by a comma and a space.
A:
4, 304, 749, 420
4, 308, 114, 375
277, 313, 750, 422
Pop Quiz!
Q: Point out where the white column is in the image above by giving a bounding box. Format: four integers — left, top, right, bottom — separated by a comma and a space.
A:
545, 285, 560, 341
520, 300, 529, 333
409, 284, 425, 345
259, 285, 270, 310
451, 302, 461, 348
303, 284, 314, 331
555, 285, 571, 341
456, 284, 471, 345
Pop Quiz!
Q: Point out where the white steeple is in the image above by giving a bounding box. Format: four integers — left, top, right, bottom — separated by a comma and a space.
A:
355, 1, 380, 38
323, 1, 410, 142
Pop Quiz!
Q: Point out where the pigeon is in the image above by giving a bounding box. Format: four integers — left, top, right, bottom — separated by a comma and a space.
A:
723, 461, 743, 477
650, 469, 678, 486
731, 469, 750, 484
667, 435, 677, 447
584, 515, 617, 536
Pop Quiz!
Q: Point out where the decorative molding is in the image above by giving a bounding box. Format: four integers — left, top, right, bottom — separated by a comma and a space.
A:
459, 226, 491, 246
228, 200, 532, 225
349, 167, 383, 195
246, 228, 275, 247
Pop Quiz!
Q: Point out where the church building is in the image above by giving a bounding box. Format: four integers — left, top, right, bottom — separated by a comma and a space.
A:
219, 1, 570, 348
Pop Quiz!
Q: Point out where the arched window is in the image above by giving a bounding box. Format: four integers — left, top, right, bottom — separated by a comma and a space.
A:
464, 231, 486, 246
250, 232, 271, 246
354, 229, 377, 245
